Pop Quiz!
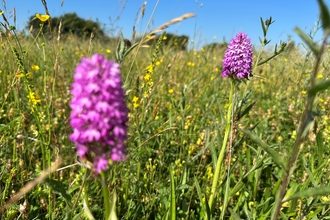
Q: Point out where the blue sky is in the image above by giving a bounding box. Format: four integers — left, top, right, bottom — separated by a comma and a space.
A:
2, 0, 329, 49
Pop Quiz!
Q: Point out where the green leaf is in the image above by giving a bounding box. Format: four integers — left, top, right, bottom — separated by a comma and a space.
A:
309, 80, 330, 95
260, 17, 267, 37
108, 190, 118, 220
122, 42, 139, 62
238, 101, 255, 121
45, 178, 72, 204
115, 33, 126, 63
316, 129, 324, 162
228, 208, 241, 220
170, 165, 176, 220
194, 177, 210, 219
177, 184, 191, 190
294, 27, 320, 56
239, 128, 288, 172
317, 0, 330, 34
283, 186, 330, 202
283, 184, 299, 201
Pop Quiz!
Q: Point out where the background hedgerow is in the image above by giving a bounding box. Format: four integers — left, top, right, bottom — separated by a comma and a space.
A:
0, 0, 330, 219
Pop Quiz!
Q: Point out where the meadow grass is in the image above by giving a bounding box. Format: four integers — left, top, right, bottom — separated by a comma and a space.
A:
0, 1, 330, 220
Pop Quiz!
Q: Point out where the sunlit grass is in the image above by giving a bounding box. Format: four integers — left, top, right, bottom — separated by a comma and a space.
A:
0, 1, 330, 219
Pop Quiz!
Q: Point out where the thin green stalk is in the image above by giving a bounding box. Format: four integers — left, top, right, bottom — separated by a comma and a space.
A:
208, 81, 235, 214
101, 171, 110, 219
220, 82, 236, 220
72, 168, 88, 211
271, 33, 329, 220
170, 165, 176, 220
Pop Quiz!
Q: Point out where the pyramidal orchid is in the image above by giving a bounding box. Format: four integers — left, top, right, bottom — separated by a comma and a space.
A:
222, 32, 253, 79
69, 54, 128, 173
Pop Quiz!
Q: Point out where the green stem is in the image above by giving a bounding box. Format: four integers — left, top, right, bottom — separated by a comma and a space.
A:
101, 171, 110, 219
271, 33, 329, 220
72, 167, 88, 211
208, 81, 235, 214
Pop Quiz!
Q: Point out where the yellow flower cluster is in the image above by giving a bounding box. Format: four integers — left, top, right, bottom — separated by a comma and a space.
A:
132, 96, 140, 109
173, 159, 185, 176
27, 91, 41, 105
187, 61, 195, 67
202, 166, 213, 181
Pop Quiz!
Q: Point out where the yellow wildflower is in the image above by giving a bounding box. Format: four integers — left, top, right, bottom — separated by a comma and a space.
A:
144, 73, 151, 81
168, 89, 174, 94
132, 96, 139, 103
32, 65, 40, 71
35, 14, 50, 22
317, 74, 323, 79
187, 62, 195, 67
146, 65, 153, 73
0, 11, 3, 15
16, 73, 24, 79
155, 61, 160, 66
132, 96, 140, 109
321, 196, 330, 202
105, 49, 111, 54
162, 36, 167, 40
27, 91, 41, 105
301, 90, 307, 95
26, 72, 33, 79
133, 102, 139, 109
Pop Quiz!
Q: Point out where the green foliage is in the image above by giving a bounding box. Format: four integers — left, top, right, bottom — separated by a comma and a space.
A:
27, 12, 107, 39
145, 33, 189, 50
0, 1, 330, 220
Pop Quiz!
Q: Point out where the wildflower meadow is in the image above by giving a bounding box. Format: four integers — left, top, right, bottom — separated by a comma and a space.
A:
1, 0, 330, 219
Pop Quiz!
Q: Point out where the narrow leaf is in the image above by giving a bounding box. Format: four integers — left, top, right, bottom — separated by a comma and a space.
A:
238, 101, 255, 120
122, 42, 139, 61
260, 17, 267, 37
317, 0, 330, 34
240, 128, 288, 171
294, 27, 320, 55
283, 186, 330, 202
170, 165, 176, 220
45, 178, 72, 204
309, 80, 330, 95
228, 208, 241, 220
108, 190, 118, 220
194, 177, 210, 219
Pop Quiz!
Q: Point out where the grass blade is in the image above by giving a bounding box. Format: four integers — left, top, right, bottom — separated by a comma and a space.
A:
239, 128, 287, 172
170, 165, 176, 220
282, 186, 330, 202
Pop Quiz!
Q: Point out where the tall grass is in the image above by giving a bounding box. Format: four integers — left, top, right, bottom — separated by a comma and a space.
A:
0, 0, 330, 219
